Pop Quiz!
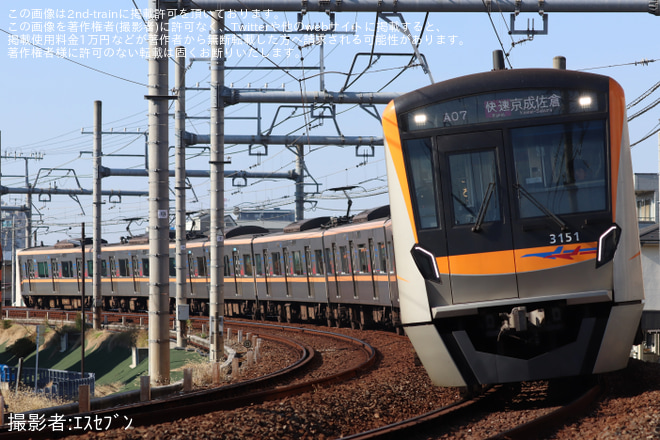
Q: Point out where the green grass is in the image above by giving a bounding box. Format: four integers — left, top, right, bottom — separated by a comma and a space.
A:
0, 329, 206, 393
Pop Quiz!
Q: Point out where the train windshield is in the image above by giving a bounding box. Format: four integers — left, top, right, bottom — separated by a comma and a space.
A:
404, 138, 440, 229
511, 120, 607, 217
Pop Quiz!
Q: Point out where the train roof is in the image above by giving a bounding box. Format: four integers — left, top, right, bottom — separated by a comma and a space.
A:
393, 68, 612, 116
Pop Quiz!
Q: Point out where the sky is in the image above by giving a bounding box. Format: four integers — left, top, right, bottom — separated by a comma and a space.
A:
1, 2, 660, 245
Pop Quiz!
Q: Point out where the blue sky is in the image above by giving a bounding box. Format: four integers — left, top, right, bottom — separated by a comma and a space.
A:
1, 2, 659, 244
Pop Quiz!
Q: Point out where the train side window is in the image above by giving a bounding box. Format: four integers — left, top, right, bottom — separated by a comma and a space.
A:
109, 257, 116, 277
101, 260, 108, 277
62, 261, 74, 278
37, 261, 49, 278
271, 252, 282, 275
387, 241, 395, 273
119, 259, 130, 277
448, 150, 500, 226
131, 255, 139, 277
169, 257, 176, 277
314, 250, 324, 275
254, 253, 263, 276
339, 246, 350, 274
377, 242, 387, 274
357, 244, 369, 273
141, 258, 149, 276
292, 250, 303, 275
197, 256, 207, 277
224, 255, 232, 277
243, 254, 253, 276
50, 259, 59, 278
233, 251, 242, 276
324, 248, 334, 275
283, 248, 291, 275
404, 138, 440, 229
87, 260, 93, 277
304, 247, 313, 276
263, 250, 270, 277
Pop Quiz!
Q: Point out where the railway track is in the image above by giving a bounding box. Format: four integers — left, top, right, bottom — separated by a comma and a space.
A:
343, 379, 600, 439
0, 313, 377, 439
0, 308, 603, 439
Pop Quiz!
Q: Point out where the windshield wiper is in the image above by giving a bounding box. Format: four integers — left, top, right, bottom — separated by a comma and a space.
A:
514, 183, 568, 231
472, 182, 496, 233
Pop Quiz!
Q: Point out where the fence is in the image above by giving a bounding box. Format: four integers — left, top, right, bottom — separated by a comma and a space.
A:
0, 365, 95, 400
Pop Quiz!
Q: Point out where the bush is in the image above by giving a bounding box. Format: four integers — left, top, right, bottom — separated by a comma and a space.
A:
1, 320, 12, 330
9, 337, 36, 358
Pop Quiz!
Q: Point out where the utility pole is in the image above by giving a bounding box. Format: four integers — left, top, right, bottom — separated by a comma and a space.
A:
147, 2, 171, 386
208, 9, 225, 363
92, 101, 103, 331
175, 46, 188, 348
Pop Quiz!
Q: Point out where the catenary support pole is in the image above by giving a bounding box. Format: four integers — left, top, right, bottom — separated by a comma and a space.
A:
92, 101, 102, 331
175, 46, 188, 348
208, 10, 225, 363
147, 3, 171, 385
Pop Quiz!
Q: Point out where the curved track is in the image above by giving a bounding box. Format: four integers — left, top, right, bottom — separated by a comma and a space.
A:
343, 381, 600, 440
0, 312, 377, 439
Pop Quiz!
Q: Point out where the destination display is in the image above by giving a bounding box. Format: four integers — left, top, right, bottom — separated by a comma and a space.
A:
403, 89, 606, 132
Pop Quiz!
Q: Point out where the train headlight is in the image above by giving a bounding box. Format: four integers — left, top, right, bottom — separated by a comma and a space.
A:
596, 224, 621, 268
578, 95, 593, 109
410, 245, 441, 282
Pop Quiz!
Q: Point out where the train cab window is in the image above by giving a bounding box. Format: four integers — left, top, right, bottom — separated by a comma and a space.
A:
448, 150, 500, 226
62, 261, 74, 278
141, 258, 149, 276
511, 121, 607, 217
404, 138, 440, 229
271, 252, 282, 276
37, 261, 49, 278
243, 254, 253, 276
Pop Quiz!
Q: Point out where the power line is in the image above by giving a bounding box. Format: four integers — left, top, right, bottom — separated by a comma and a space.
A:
0, 28, 148, 87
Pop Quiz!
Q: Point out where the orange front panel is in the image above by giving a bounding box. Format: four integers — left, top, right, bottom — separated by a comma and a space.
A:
383, 101, 418, 243
609, 78, 625, 222
447, 250, 517, 275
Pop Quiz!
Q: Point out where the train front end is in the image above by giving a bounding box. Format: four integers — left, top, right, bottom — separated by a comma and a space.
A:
383, 69, 644, 386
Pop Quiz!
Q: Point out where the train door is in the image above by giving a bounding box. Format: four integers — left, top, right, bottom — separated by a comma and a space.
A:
437, 130, 518, 304
263, 250, 272, 297
131, 255, 139, 292
50, 258, 59, 294
109, 256, 116, 293
304, 246, 313, 298
76, 258, 83, 293
26, 259, 35, 294
283, 247, 292, 297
